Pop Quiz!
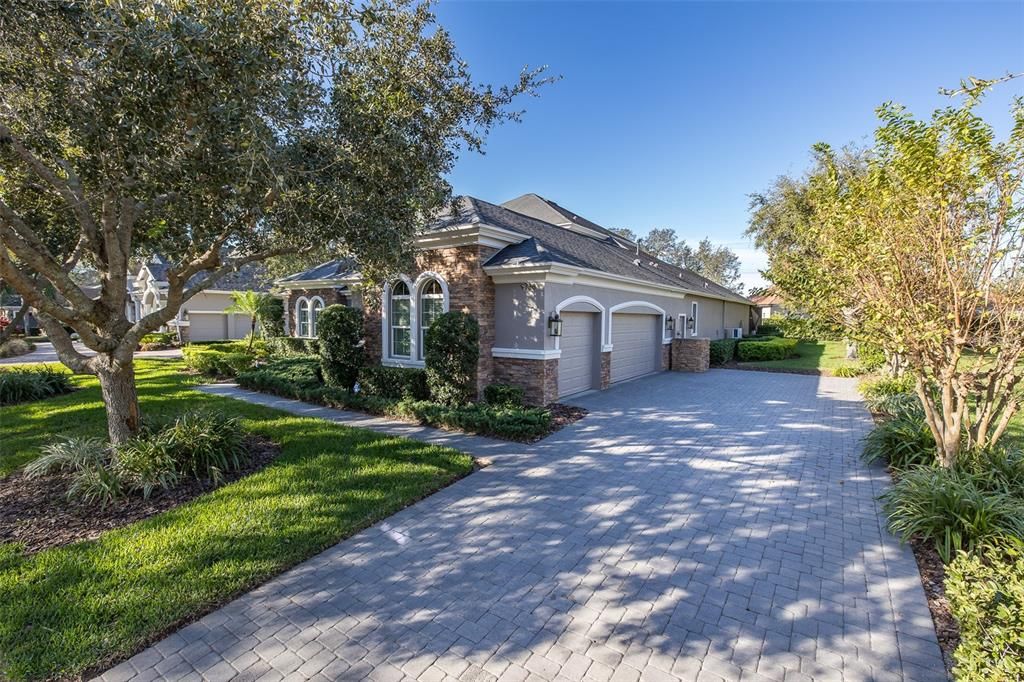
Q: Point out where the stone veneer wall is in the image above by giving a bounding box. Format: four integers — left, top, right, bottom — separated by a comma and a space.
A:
661, 342, 671, 371
284, 288, 349, 336
600, 351, 611, 390
671, 338, 710, 372
492, 357, 559, 406
363, 244, 499, 399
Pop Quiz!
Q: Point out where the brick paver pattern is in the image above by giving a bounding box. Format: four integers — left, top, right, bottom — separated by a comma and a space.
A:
99, 369, 945, 682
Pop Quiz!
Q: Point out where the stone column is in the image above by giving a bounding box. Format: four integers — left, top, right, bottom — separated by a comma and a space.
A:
671, 338, 710, 372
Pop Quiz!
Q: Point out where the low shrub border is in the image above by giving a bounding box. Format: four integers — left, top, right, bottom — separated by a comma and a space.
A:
946, 543, 1024, 680
0, 367, 74, 406
736, 337, 798, 362
237, 362, 569, 442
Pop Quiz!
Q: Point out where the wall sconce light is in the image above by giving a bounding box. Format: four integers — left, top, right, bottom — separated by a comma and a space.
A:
665, 316, 675, 335
548, 312, 562, 337
182, 309, 189, 322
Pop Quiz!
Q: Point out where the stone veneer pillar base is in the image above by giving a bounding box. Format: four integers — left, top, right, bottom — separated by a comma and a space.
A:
600, 351, 611, 389
671, 338, 710, 372
492, 357, 559, 406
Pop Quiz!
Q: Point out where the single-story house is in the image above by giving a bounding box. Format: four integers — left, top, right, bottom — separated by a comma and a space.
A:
129, 255, 271, 342
749, 292, 788, 321
277, 194, 756, 404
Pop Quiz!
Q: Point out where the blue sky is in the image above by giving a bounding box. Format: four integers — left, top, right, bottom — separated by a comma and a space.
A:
435, 0, 1024, 289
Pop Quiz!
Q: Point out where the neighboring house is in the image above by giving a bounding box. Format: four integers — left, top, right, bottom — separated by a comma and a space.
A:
128, 255, 271, 342
749, 292, 791, 322
277, 194, 755, 404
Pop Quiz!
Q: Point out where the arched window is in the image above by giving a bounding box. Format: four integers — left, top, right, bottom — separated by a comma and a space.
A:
418, 279, 445, 359
389, 281, 411, 357
296, 298, 310, 337
310, 297, 324, 336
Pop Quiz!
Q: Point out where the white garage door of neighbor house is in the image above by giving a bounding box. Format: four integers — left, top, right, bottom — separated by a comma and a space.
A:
611, 313, 659, 383
188, 313, 229, 342
558, 312, 597, 398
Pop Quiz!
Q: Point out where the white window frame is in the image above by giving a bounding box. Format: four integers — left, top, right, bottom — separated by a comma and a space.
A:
689, 301, 699, 338
415, 274, 450, 360
381, 273, 449, 367
309, 296, 325, 337
296, 296, 311, 338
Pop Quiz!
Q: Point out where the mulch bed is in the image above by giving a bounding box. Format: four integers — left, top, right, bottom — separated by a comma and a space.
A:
0, 436, 280, 555
909, 536, 960, 671
536, 403, 588, 442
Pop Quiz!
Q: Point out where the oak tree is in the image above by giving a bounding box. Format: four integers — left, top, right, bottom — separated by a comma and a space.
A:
0, 0, 546, 443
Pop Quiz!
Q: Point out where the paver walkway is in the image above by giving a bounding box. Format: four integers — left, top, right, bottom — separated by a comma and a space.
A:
100, 370, 945, 682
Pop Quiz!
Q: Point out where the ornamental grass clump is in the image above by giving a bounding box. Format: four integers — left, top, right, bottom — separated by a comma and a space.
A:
23, 410, 251, 505
0, 367, 73, 405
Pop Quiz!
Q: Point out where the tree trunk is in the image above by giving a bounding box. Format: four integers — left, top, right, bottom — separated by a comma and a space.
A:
96, 360, 141, 444
845, 339, 858, 360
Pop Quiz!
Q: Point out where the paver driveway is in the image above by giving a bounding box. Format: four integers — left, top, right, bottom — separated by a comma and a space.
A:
101, 370, 945, 682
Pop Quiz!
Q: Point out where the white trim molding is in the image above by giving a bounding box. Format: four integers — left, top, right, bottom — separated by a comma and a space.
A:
553, 295, 606, 350
382, 273, 451, 363
608, 300, 672, 344
491, 347, 561, 360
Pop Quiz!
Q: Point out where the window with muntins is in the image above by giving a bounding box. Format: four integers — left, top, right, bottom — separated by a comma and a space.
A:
310, 298, 324, 336
390, 281, 411, 357
418, 279, 444, 359
297, 299, 310, 337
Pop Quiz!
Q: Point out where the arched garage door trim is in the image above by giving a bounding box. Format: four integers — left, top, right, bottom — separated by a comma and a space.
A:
553, 296, 605, 351
608, 301, 671, 347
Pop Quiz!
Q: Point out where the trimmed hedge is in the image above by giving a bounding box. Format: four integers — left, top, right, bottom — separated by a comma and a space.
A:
0, 367, 74, 406
265, 336, 320, 357
709, 339, 737, 365
736, 337, 798, 362
358, 365, 429, 401
139, 332, 175, 346
947, 543, 1024, 681
237, 364, 552, 441
424, 312, 478, 406
182, 345, 256, 377
317, 305, 363, 390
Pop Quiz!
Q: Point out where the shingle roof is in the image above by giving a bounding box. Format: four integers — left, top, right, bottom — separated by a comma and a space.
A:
276, 196, 751, 306
427, 197, 751, 305
501, 194, 634, 244
278, 258, 359, 283
143, 254, 272, 292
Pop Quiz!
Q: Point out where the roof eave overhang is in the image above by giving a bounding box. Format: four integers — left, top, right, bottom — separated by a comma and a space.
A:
413, 222, 528, 251
484, 262, 751, 305
275, 276, 360, 290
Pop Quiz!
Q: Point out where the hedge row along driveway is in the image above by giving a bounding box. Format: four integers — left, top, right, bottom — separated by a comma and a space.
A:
0, 360, 474, 681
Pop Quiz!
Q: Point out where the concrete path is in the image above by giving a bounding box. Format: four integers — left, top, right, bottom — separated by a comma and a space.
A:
0, 341, 182, 365
99, 370, 945, 682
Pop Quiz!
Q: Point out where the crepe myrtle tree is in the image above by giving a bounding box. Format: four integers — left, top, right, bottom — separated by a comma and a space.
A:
0, 0, 548, 443
752, 77, 1024, 467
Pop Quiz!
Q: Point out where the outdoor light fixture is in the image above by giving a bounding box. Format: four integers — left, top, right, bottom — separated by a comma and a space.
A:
182, 309, 189, 322
666, 316, 675, 334
548, 312, 562, 337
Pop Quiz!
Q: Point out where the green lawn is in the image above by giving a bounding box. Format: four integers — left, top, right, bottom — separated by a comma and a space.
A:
737, 339, 857, 374
0, 360, 474, 681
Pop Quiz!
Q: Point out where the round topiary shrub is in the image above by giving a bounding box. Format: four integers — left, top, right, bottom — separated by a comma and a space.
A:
424, 311, 479, 406
317, 305, 364, 390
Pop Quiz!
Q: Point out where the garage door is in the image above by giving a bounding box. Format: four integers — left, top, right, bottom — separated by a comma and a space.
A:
611, 313, 659, 383
188, 313, 229, 342
558, 312, 597, 397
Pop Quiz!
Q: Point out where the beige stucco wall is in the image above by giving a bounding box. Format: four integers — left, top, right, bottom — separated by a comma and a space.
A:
490, 280, 753, 351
